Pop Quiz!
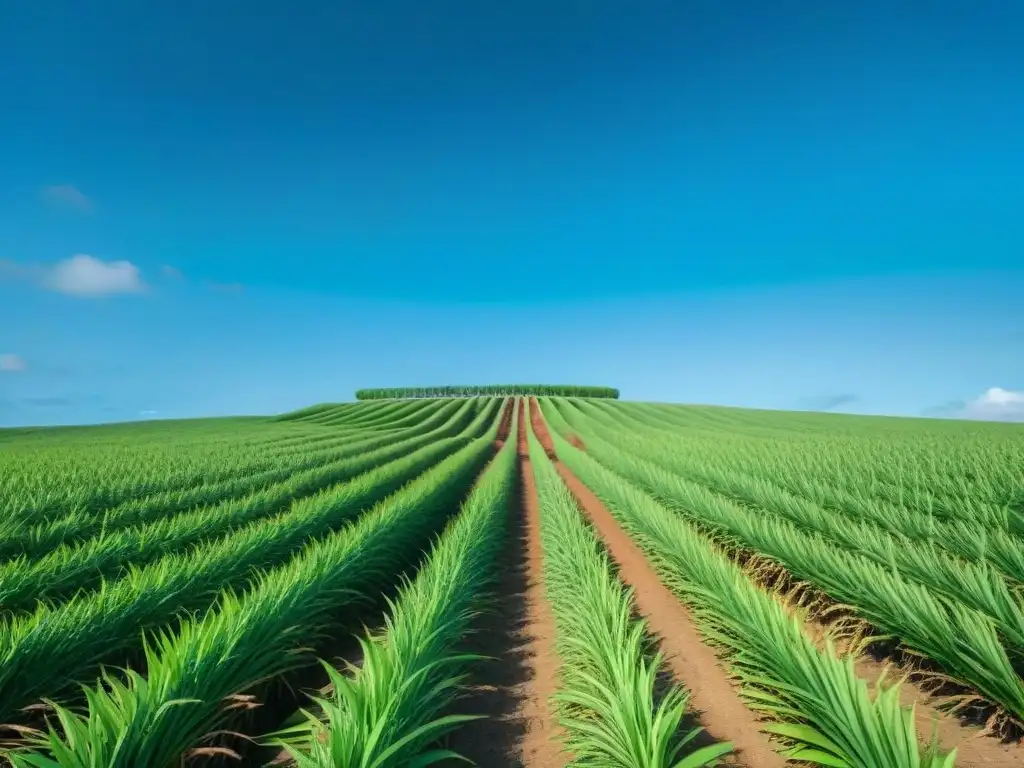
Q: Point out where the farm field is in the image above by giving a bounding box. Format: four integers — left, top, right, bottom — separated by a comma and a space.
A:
0, 391, 1022, 767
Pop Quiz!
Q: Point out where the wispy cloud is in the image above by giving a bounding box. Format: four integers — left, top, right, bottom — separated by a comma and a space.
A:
41, 184, 92, 211
0, 354, 26, 373
1, 255, 147, 298
924, 387, 1024, 422
139, 409, 159, 418
799, 393, 858, 412
3, 256, 243, 300
44, 255, 145, 297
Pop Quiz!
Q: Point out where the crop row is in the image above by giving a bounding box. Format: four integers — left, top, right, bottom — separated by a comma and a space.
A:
0, 399, 450, 521
549, 399, 1024, 722
266, 400, 521, 765
0, 398, 485, 568
297, 397, 452, 428
0, 399, 498, 613
569, 399, 1024, 581
526, 415, 732, 767
2, 406, 506, 766
355, 384, 621, 399
0, 400, 453, 531
587, 399, 1020, 531
0, 399, 504, 726
537, 401, 955, 767
559, 399, 1024, 612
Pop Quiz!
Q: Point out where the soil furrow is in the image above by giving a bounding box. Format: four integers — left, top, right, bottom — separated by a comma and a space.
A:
445, 400, 565, 766
527, 398, 783, 768
493, 397, 515, 449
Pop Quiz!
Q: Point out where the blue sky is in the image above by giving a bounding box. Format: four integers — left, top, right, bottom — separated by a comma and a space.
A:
1, 0, 1022, 426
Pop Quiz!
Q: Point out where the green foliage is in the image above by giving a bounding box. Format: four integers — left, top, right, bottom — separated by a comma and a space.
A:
2, 428, 502, 766
538, 400, 957, 768
1, 393, 1020, 766
0, 400, 488, 612
0, 400, 500, 724
526, 415, 733, 767
354, 384, 620, 400
265, 402, 519, 766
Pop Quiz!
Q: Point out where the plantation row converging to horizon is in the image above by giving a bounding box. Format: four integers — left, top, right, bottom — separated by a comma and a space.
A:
0, 391, 1021, 767
353, 383, 621, 399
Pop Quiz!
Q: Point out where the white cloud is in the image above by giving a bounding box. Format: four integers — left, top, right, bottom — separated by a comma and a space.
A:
42, 184, 92, 211
961, 387, 1024, 422
0, 354, 26, 372
161, 265, 184, 279
139, 409, 159, 418
42, 254, 146, 298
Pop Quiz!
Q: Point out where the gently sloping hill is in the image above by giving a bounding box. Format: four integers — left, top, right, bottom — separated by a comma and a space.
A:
567, 398, 1024, 588
527, 399, 782, 768
0, 398, 483, 565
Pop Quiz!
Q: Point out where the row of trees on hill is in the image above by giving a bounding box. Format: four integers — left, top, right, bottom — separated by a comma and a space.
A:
354, 385, 620, 400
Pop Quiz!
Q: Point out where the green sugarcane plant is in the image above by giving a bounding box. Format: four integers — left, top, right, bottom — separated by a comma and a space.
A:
265, 401, 519, 766
537, 400, 956, 768
526, 415, 734, 767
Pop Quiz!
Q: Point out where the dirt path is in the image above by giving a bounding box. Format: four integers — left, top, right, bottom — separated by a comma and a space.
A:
446, 400, 565, 767
494, 397, 515, 449
527, 399, 782, 767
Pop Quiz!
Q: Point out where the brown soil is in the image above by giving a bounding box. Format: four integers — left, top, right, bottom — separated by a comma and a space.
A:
527, 399, 782, 767
514, 400, 568, 766
528, 399, 557, 459
442, 400, 565, 767
494, 397, 515, 449
567, 433, 586, 450
853, 650, 1023, 767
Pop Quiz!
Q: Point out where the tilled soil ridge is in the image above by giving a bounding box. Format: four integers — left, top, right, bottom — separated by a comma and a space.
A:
448, 400, 563, 766
494, 397, 515, 449
526, 398, 784, 768
441, 407, 563, 767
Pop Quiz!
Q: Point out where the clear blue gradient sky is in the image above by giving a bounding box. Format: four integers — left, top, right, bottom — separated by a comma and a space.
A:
1, 1, 1022, 426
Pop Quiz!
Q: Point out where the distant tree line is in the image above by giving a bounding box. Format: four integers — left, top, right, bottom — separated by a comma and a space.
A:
354, 385, 620, 400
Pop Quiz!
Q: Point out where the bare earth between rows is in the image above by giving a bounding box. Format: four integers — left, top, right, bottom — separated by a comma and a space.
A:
527, 398, 782, 767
